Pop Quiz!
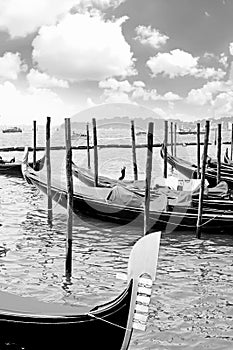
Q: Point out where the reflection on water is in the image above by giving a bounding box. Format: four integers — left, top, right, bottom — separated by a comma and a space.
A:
0, 127, 233, 349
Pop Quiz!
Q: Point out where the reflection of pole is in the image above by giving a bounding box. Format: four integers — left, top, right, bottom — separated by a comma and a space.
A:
163, 121, 168, 178
196, 120, 210, 239
92, 118, 98, 186
65, 118, 73, 277
86, 123, 90, 169
46, 116, 52, 225
33, 120, 36, 170
144, 122, 154, 236
131, 120, 138, 181
197, 123, 200, 178
217, 123, 221, 184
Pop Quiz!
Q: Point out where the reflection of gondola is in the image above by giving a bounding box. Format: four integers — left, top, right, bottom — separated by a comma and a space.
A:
0, 230, 161, 350
22, 150, 233, 233
160, 144, 233, 189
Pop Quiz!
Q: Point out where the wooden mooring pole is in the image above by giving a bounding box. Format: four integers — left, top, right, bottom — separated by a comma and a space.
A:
170, 122, 174, 156
131, 120, 138, 181
163, 121, 168, 178
86, 123, 91, 169
174, 123, 177, 157
197, 123, 201, 178
92, 118, 98, 186
144, 122, 154, 236
231, 123, 233, 160
217, 123, 221, 184
33, 120, 37, 170
46, 116, 52, 225
196, 120, 210, 239
65, 118, 73, 277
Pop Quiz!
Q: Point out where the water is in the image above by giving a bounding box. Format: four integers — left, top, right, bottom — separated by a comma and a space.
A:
0, 125, 233, 349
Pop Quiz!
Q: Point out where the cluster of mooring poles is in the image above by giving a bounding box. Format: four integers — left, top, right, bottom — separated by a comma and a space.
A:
30, 117, 232, 274
32, 117, 154, 277
163, 120, 226, 239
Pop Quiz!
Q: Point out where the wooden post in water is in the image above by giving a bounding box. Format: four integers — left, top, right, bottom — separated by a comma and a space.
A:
214, 128, 217, 146
197, 123, 201, 178
65, 118, 73, 277
217, 123, 221, 184
170, 122, 174, 156
46, 116, 52, 225
131, 120, 138, 181
33, 120, 37, 169
231, 123, 233, 161
144, 122, 154, 236
92, 118, 98, 186
174, 123, 177, 157
163, 120, 168, 178
196, 120, 210, 239
86, 123, 91, 169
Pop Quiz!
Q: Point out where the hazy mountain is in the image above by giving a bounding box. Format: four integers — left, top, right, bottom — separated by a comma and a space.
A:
67, 103, 163, 130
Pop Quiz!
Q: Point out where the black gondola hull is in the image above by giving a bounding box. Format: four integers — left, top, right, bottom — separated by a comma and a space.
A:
0, 284, 132, 350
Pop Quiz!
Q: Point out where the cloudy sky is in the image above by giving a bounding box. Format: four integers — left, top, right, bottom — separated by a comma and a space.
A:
0, 0, 233, 125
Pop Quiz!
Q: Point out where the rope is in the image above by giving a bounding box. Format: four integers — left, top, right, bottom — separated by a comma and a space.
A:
86, 312, 131, 331
52, 191, 63, 209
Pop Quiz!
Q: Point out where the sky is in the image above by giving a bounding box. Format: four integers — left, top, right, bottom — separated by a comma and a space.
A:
0, 0, 233, 125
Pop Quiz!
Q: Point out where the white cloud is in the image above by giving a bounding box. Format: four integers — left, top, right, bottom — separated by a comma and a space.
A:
186, 79, 233, 117
0, 52, 26, 80
101, 90, 132, 104
186, 80, 231, 106
211, 91, 233, 116
27, 69, 69, 89
147, 49, 198, 78
162, 92, 182, 101
76, 0, 125, 10
99, 78, 133, 92
99, 77, 182, 104
147, 49, 225, 79
135, 25, 169, 49
229, 42, 233, 55
32, 13, 136, 81
0, 0, 76, 38
0, 0, 126, 38
0, 81, 77, 125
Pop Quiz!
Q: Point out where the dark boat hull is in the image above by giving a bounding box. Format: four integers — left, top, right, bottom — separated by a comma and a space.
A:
0, 284, 132, 350
160, 145, 233, 189
24, 169, 233, 233
0, 157, 45, 177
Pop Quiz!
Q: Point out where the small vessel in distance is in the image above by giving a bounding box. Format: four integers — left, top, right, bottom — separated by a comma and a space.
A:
178, 127, 205, 135
2, 126, 22, 133
136, 131, 146, 136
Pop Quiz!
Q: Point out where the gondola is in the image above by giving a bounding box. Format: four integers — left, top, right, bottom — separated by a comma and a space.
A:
72, 162, 144, 191
73, 161, 233, 211
0, 153, 45, 177
0, 231, 161, 350
22, 150, 233, 233
160, 144, 233, 189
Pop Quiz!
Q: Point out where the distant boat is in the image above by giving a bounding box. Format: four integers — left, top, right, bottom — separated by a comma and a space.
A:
2, 127, 22, 133
136, 131, 146, 136
178, 128, 205, 135
72, 131, 87, 138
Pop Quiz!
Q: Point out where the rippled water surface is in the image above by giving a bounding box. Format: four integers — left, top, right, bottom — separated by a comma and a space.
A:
0, 125, 233, 349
